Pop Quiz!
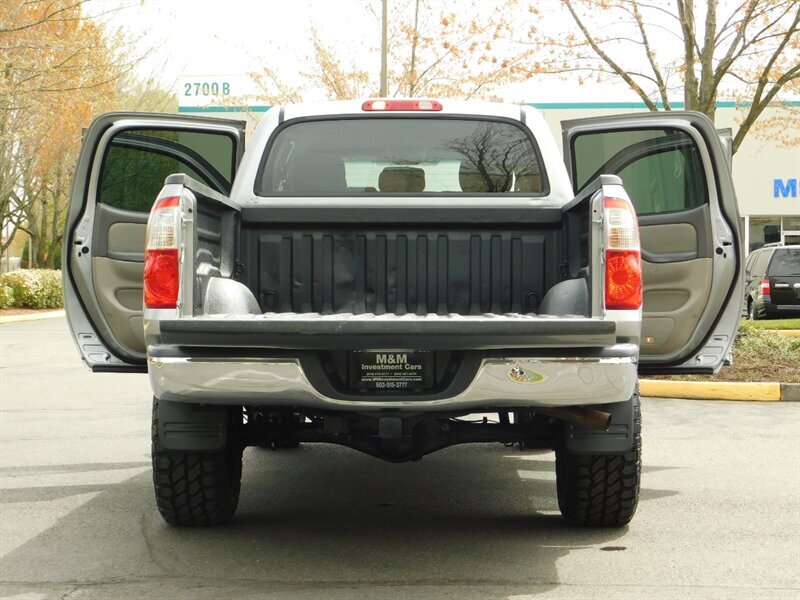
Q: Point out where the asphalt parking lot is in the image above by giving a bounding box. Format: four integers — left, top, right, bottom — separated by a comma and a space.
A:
1, 317, 799, 599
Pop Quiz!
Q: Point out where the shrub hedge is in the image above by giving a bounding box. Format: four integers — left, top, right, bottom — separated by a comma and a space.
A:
0, 269, 63, 309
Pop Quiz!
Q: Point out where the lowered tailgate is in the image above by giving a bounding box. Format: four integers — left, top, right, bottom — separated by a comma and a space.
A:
157, 314, 616, 350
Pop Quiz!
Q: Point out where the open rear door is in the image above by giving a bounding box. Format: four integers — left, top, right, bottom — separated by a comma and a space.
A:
562, 111, 742, 374
64, 112, 245, 372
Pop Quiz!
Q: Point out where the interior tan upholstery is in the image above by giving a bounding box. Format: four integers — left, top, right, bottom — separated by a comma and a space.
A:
458, 163, 510, 192
514, 172, 541, 193
640, 223, 698, 255
640, 257, 712, 356
378, 167, 426, 192
92, 257, 145, 352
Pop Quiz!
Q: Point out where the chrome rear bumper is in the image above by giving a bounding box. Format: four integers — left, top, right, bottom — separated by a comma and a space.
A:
148, 346, 638, 411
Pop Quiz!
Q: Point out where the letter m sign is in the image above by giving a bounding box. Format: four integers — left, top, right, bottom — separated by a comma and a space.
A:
774, 178, 798, 198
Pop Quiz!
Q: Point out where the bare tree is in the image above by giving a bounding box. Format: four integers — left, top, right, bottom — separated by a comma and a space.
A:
307, 29, 371, 100
251, 0, 531, 103
522, 0, 799, 154
1, 0, 164, 266
384, 0, 529, 99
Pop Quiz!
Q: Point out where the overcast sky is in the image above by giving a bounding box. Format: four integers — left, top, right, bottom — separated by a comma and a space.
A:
91, 0, 665, 104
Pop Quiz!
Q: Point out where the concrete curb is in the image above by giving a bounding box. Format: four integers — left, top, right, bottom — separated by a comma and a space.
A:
781, 383, 800, 402
768, 329, 800, 338
640, 379, 799, 402
0, 310, 65, 324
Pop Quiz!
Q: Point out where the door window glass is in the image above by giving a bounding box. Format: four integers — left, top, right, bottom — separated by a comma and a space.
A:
98, 129, 235, 213
753, 250, 772, 275
572, 128, 707, 215
744, 251, 758, 276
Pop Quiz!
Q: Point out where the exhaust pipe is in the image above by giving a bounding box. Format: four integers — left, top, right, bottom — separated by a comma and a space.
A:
535, 407, 612, 431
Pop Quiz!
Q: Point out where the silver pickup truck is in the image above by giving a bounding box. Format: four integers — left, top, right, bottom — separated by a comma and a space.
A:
64, 99, 742, 527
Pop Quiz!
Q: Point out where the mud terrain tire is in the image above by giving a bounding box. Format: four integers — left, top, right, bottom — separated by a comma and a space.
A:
555, 389, 641, 527
151, 398, 243, 526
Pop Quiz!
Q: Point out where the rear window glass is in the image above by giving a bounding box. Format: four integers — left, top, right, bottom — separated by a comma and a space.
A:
256, 118, 545, 196
769, 248, 800, 276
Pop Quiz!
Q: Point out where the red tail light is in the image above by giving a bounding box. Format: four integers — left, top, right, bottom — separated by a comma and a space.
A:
759, 278, 770, 296
144, 249, 179, 308
144, 196, 181, 309
605, 250, 642, 309
603, 197, 642, 310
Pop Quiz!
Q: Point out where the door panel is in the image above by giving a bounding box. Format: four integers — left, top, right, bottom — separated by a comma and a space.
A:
641, 223, 698, 256
107, 222, 147, 260
93, 257, 146, 351
638, 204, 712, 259
638, 204, 711, 356
641, 258, 712, 355
93, 203, 148, 260
90, 204, 148, 354
64, 113, 245, 372
562, 111, 741, 374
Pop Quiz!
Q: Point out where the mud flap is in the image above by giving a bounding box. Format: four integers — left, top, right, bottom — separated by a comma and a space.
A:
565, 396, 634, 455
156, 399, 229, 451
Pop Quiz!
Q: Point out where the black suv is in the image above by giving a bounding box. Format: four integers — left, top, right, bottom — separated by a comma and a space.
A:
743, 244, 800, 319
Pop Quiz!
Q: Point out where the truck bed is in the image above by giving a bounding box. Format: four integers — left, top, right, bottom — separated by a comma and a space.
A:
235, 205, 589, 318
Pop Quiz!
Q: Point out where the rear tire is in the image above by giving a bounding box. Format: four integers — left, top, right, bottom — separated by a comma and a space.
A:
555, 389, 641, 527
151, 398, 243, 526
748, 299, 759, 320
